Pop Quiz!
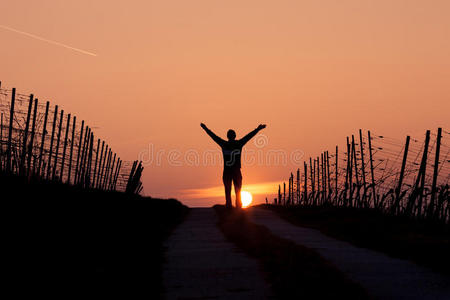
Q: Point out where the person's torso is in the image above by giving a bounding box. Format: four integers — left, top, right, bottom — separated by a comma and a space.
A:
221, 140, 243, 170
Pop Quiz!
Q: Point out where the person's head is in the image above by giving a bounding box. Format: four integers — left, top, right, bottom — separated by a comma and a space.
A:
227, 129, 236, 141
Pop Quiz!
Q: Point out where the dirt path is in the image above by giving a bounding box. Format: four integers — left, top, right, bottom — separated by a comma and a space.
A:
163, 208, 273, 299
247, 207, 450, 300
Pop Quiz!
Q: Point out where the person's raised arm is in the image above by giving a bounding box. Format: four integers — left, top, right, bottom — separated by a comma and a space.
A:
200, 123, 225, 146
240, 124, 266, 145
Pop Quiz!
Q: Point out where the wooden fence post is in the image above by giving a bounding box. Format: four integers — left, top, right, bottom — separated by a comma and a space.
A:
27, 98, 38, 176
326, 151, 331, 202
60, 114, 71, 181
96, 141, 105, 188
418, 130, 431, 216
98, 145, 108, 189
67, 116, 76, 184
409, 130, 430, 216
113, 158, 122, 190
6, 88, 16, 172
429, 128, 442, 218
276, 184, 279, 205
92, 138, 100, 187
347, 137, 352, 206
87, 132, 94, 187
20, 94, 33, 175
316, 157, 320, 205
335, 146, 338, 204
37, 101, 49, 176
351, 135, 360, 188
303, 161, 308, 205
296, 168, 300, 204
0, 113, 3, 171
310, 157, 315, 204
108, 153, 117, 190
317, 152, 327, 204
367, 131, 377, 207
80, 127, 91, 185
105, 150, 113, 189
75, 120, 85, 183
359, 129, 367, 205
78, 126, 90, 184
394, 135, 410, 214
46, 105, 58, 180
52, 110, 64, 180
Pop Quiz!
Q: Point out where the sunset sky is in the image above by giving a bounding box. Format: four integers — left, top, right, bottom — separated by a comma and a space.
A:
1, 0, 449, 206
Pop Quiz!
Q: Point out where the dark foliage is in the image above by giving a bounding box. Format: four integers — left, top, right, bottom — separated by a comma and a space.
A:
2, 174, 188, 298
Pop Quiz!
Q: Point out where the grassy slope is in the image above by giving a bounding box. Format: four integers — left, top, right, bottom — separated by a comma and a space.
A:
263, 205, 450, 276
2, 174, 188, 298
214, 205, 369, 299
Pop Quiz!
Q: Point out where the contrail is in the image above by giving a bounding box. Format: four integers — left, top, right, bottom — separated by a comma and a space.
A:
0, 24, 97, 57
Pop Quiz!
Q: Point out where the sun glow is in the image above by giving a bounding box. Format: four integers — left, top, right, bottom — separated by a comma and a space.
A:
241, 191, 253, 208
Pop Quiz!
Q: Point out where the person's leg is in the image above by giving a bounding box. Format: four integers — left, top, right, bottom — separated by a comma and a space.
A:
233, 170, 243, 208
222, 171, 232, 208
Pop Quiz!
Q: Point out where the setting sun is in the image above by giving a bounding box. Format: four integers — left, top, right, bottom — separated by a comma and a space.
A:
241, 191, 253, 208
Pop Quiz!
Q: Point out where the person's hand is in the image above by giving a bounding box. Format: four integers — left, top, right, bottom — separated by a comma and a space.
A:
200, 123, 207, 130
257, 124, 266, 130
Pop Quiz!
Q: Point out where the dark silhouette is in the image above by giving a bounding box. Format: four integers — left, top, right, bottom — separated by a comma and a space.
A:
201, 123, 266, 208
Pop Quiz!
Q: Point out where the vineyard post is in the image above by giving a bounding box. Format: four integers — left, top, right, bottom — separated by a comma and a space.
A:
287, 175, 291, 205
20, 94, 33, 175
96, 141, 105, 188
0, 113, 3, 171
351, 135, 360, 190
52, 110, 64, 180
316, 157, 320, 205
6, 88, 16, 172
78, 126, 89, 184
60, 114, 71, 180
277, 184, 281, 205
347, 137, 352, 206
0, 82, 1, 169
394, 135, 410, 214
326, 151, 331, 202
87, 133, 94, 187
111, 158, 120, 190
410, 130, 430, 216
359, 129, 367, 205
82, 128, 92, 185
418, 130, 431, 216
113, 159, 122, 190
296, 168, 300, 204
92, 138, 100, 187
429, 128, 442, 218
321, 153, 325, 204
67, 116, 76, 184
98, 145, 108, 189
74, 120, 85, 182
303, 161, 308, 205
102, 149, 112, 189
108, 153, 117, 190
335, 146, 338, 204
37, 101, 49, 176
46, 105, 58, 180
310, 157, 315, 204
367, 131, 377, 207
27, 98, 38, 177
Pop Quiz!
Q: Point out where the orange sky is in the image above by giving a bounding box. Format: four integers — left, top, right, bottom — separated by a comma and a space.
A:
1, 0, 449, 206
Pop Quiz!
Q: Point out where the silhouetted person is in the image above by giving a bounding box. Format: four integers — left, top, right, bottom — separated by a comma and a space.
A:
200, 123, 267, 208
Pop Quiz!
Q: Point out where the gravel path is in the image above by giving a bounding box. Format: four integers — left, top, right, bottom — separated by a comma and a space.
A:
247, 207, 450, 300
163, 208, 273, 299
